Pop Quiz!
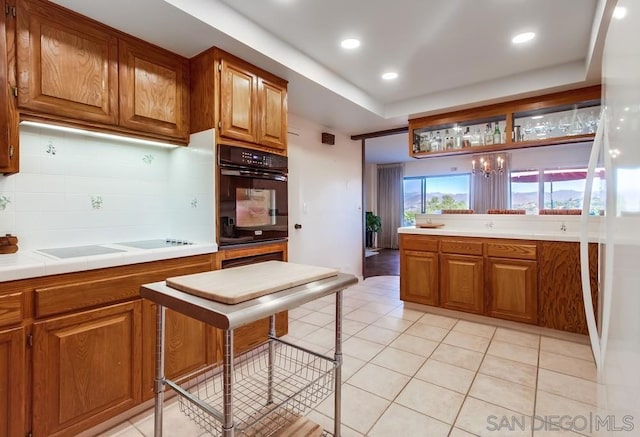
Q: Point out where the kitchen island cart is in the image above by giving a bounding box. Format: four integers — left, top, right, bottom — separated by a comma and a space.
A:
140, 262, 357, 436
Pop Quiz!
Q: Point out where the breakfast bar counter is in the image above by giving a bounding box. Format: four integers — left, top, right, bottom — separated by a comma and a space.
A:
398, 214, 599, 335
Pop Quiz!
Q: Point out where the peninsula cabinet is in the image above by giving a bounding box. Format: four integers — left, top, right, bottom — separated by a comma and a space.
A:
32, 302, 142, 437
0, 326, 26, 437
399, 233, 597, 334
190, 47, 288, 154
15, 0, 190, 144
399, 236, 439, 306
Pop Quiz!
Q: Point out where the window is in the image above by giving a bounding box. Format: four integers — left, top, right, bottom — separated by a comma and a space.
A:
510, 168, 605, 214
403, 174, 471, 224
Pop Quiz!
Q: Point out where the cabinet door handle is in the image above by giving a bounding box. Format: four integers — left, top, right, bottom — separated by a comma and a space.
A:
294, 224, 302, 230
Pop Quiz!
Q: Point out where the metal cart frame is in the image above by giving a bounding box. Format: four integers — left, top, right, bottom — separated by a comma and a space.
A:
140, 272, 357, 437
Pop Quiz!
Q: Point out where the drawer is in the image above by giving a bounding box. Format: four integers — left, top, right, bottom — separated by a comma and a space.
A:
0, 292, 23, 328
440, 239, 483, 256
487, 242, 537, 260
35, 259, 213, 318
400, 235, 438, 252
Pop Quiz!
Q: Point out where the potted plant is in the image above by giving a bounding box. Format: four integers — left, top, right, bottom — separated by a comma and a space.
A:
365, 212, 382, 248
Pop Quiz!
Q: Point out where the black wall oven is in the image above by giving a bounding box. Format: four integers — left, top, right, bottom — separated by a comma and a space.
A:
218, 145, 288, 246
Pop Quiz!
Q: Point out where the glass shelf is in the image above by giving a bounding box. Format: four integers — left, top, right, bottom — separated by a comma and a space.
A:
408, 87, 601, 159
412, 116, 507, 154
513, 101, 600, 143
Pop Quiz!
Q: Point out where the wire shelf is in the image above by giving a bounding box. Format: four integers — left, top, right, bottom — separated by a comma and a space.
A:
172, 339, 336, 436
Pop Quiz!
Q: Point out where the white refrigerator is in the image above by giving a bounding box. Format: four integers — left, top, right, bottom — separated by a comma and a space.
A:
582, 0, 640, 428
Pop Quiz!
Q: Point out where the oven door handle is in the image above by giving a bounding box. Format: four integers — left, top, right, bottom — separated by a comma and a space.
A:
221, 168, 287, 181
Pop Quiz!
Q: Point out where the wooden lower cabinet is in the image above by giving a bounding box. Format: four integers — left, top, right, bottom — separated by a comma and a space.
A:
0, 326, 26, 437
440, 254, 484, 314
538, 242, 598, 334
400, 250, 439, 305
32, 301, 142, 437
487, 258, 538, 324
141, 301, 214, 401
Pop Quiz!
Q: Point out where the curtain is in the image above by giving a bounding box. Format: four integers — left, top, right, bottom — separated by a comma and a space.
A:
472, 154, 510, 213
377, 163, 404, 249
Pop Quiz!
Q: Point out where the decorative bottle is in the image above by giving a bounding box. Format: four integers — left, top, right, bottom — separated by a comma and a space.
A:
493, 122, 501, 144
484, 123, 494, 145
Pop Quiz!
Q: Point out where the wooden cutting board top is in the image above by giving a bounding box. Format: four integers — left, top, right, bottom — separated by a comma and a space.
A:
165, 261, 339, 304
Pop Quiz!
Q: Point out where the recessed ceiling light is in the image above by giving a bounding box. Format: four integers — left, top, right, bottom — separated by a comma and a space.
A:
613, 6, 627, 20
381, 72, 398, 80
340, 38, 360, 49
512, 32, 536, 44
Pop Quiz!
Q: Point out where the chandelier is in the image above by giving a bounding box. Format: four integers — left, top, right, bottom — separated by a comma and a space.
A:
472, 154, 505, 178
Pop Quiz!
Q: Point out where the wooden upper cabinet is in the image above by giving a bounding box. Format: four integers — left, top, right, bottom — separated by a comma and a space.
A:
16, 0, 118, 124
32, 301, 142, 436
0, 326, 26, 437
0, 0, 19, 174
219, 59, 258, 143
190, 47, 288, 153
118, 38, 189, 141
258, 77, 287, 150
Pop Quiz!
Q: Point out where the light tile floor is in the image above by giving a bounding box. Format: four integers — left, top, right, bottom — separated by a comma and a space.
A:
100, 275, 608, 437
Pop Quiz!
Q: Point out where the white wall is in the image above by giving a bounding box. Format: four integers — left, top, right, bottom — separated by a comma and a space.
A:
287, 113, 363, 277
0, 124, 215, 251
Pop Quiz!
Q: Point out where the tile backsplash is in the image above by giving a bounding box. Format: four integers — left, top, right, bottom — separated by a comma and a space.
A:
0, 124, 215, 250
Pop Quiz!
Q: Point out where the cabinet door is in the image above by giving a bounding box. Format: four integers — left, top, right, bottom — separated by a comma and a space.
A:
16, 0, 118, 124
0, 327, 25, 437
0, 0, 19, 174
400, 250, 439, 305
487, 258, 537, 324
141, 300, 212, 401
258, 77, 287, 150
219, 58, 258, 143
119, 38, 189, 141
33, 301, 142, 436
440, 254, 484, 314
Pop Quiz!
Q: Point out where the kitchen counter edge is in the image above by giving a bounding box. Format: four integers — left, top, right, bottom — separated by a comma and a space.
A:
398, 226, 600, 242
0, 243, 219, 282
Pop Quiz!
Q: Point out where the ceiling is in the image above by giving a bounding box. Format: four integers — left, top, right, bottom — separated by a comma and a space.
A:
51, 0, 616, 162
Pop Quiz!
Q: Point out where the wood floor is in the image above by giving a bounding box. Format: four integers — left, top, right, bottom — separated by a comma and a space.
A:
364, 249, 399, 278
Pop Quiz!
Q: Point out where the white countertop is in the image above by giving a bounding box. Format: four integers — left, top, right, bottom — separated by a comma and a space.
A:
399, 214, 604, 242
0, 241, 218, 282
398, 226, 593, 242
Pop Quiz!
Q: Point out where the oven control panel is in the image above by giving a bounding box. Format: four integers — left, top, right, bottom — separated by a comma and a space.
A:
219, 144, 287, 171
